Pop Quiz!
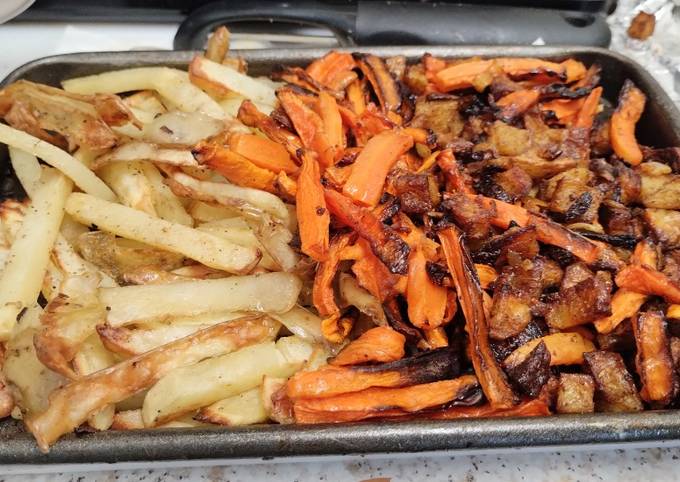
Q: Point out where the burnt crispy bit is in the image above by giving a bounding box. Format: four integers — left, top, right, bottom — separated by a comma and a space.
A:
426, 261, 451, 287
596, 318, 636, 352
584, 351, 643, 412
643, 209, 680, 249
590, 119, 612, 158
410, 97, 464, 147
634, 310, 677, 405
489, 258, 543, 340
383, 297, 423, 346
545, 270, 612, 329
391, 172, 438, 215
354, 53, 401, 113
490, 319, 547, 362
473, 226, 539, 266
503, 340, 551, 397
599, 200, 642, 239
556, 373, 595, 414
441, 193, 495, 240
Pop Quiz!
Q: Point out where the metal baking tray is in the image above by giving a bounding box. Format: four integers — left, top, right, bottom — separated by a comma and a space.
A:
1, 46, 679, 468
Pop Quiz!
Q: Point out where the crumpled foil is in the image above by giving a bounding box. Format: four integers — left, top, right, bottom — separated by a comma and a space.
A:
608, 0, 680, 105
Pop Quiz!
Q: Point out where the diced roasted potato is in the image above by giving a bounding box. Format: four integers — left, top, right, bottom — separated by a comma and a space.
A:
502, 340, 550, 397
643, 208, 680, 248
556, 373, 595, 414
583, 351, 643, 413
545, 271, 612, 329
639, 171, 680, 209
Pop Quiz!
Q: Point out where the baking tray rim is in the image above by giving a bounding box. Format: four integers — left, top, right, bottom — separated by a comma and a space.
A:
1, 45, 679, 465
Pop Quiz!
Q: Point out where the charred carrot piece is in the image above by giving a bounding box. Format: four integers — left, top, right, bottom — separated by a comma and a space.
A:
633, 310, 676, 405
296, 153, 329, 261
193, 142, 276, 192
292, 376, 480, 424
407, 245, 449, 330
278, 89, 334, 167
610, 80, 646, 165
306, 51, 356, 88
431, 398, 550, 420
229, 133, 299, 174
615, 264, 680, 304
330, 326, 406, 366
312, 233, 353, 317
342, 130, 413, 207
346, 79, 367, 115
287, 347, 460, 399
541, 98, 585, 125
237, 100, 303, 158
561, 58, 587, 83
349, 238, 405, 301
496, 89, 540, 121
355, 53, 402, 113
439, 226, 517, 409
573, 86, 602, 130
438, 149, 475, 194
325, 189, 410, 275
317, 91, 344, 155
632, 238, 659, 269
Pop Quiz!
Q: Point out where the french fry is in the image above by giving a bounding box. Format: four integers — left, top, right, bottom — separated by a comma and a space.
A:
271, 305, 324, 343
142, 336, 313, 426
65, 192, 260, 274
26, 315, 279, 451
94, 142, 199, 170
137, 162, 193, 226
100, 272, 302, 326
0, 124, 114, 200
0, 169, 72, 340
62, 67, 226, 119
72, 335, 116, 430
195, 387, 268, 426
97, 161, 158, 216
8, 147, 41, 196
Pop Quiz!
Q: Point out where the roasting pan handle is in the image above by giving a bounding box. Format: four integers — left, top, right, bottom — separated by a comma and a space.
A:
173, 0, 611, 50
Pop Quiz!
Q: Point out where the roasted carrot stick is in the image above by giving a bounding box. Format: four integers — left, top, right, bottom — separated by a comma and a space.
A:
313, 234, 353, 316
504, 332, 595, 367
330, 326, 406, 366
573, 86, 602, 129
668, 305, 680, 320
237, 100, 303, 158
423, 327, 449, 348
306, 51, 356, 88
355, 53, 402, 113
615, 264, 680, 304
632, 238, 658, 269
293, 376, 480, 424
439, 226, 517, 409
349, 238, 405, 301
317, 91, 344, 155
433, 59, 493, 91
193, 142, 276, 192
540, 98, 585, 125
287, 348, 459, 399
438, 149, 475, 194
346, 79, 367, 115
342, 130, 414, 207
496, 89, 540, 121
296, 153, 329, 261
321, 311, 355, 344
561, 58, 587, 83
593, 289, 648, 334
496, 57, 565, 77
278, 89, 334, 167
407, 245, 449, 329
229, 133, 299, 174
324, 188, 410, 275
610, 80, 646, 165
633, 310, 676, 405
431, 398, 550, 420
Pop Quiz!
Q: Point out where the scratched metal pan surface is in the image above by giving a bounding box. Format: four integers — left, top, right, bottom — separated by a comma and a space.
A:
0, 46, 679, 466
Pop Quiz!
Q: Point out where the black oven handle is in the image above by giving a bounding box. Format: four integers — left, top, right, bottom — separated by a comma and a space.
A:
173, 1, 611, 50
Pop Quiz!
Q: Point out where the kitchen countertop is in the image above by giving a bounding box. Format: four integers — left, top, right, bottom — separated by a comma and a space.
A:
3, 1, 680, 480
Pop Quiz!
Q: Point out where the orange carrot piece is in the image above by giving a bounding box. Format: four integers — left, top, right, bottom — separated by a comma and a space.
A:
237, 100, 303, 158
574, 86, 602, 129
317, 91, 344, 154
496, 57, 565, 77
431, 398, 550, 420
593, 289, 648, 334
423, 327, 449, 348
541, 98, 585, 124
407, 245, 449, 329
633, 310, 675, 404
321, 312, 354, 344
330, 326, 406, 366
287, 366, 403, 400
229, 133, 299, 174
342, 130, 414, 206
313, 234, 353, 316
496, 89, 540, 119
615, 265, 680, 304
475, 264, 498, 289
632, 238, 658, 269
346, 79, 366, 115
668, 304, 680, 319
610, 80, 646, 165
439, 226, 517, 409
293, 376, 480, 423
278, 90, 334, 167
438, 149, 475, 194
193, 143, 276, 192
296, 153, 329, 261
306, 51, 356, 88
561, 58, 587, 83
349, 238, 404, 301
433, 59, 493, 91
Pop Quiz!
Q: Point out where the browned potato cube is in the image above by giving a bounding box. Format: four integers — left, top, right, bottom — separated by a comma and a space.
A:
556, 373, 595, 414
583, 351, 643, 412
